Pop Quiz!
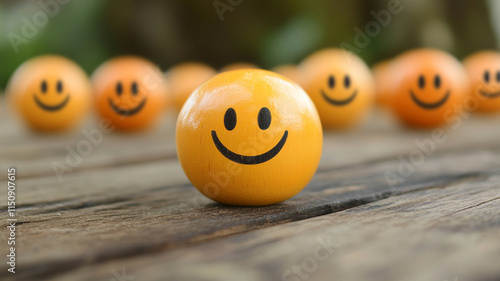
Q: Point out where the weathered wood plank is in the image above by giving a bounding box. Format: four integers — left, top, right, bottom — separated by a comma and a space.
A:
1, 145, 499, 280
2, 97, 500, 281
0, 113, 177, 180
41, 175, 500, 281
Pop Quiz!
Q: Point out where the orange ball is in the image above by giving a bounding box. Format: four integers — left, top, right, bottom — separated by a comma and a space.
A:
92, 56, 167, 131
391, 49, 468, 128
372, 59, 395, 108
463, 51, 500, 113
220, 62, 258, 72
176, 69, 322, 206
7, 55, 91, 132
300, 48, 374, 129
167, 62, 216, 111
271, 64, 303, 86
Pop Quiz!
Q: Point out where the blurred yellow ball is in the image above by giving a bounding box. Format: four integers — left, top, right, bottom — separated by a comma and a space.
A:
300, 48, 374, 129
272, 64, 303, 86
7, 55, 91, 132
463, 51, 500, 113
167, 62, 216, 111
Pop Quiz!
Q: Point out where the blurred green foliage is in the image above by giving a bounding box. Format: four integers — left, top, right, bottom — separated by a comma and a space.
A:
0, 0, 498, 91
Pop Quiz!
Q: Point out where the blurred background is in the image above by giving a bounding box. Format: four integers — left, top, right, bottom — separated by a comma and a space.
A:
0, 0, 499, 91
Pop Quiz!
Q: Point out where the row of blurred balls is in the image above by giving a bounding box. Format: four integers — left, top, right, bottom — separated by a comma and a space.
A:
4, 48, 500, 132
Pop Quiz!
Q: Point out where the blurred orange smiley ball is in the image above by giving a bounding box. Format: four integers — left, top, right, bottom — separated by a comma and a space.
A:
176, 69, 323, 206
300, 48, 375, 129
167, 62, 216, 111
463, 51, 500, 113
391, 49, 468, 128
7, 55, 91, 132
92, 56, 167, 131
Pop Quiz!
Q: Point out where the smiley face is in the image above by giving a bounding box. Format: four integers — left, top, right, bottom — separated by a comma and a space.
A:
211, 107, 288, 164
320, 74, 357, 106
392, 49, 468, 128
92, 56, 168, 131
33, 80, 70, 112
108, 81, 146, 116
479, 70, 500, 98
300, 48, 374, 129
409, 74, 450, 110
463, 51, 500, 112
176, 69, 322, 206
7, 55, 91, 132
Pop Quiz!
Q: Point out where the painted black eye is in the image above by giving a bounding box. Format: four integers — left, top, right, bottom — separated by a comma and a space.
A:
496, 71, 500, 82
56, 80, 63, 94
418, 75, 425, 89
328, 75, 335, 89
131, 81, 138, 96
344, 75, 351, 88
116, 82, 123, 96
41, 80, 47, 94
484, 71, 490, 83
224, 108, 236, 131
258, 107, 271, 130
434, 75, 441, 89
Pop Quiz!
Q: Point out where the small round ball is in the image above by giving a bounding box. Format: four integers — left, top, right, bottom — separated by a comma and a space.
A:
92, 56, 168, 131
167, 62, 216, 111
300, 48, 374, 129
463, 51, 500, 113
176, 69, 322, 206
391, 49, 468, 128
7, 55, 91, 132
271, 64, 303, 86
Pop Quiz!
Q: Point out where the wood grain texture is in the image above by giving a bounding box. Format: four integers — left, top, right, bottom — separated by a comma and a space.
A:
43, 175, 499, 281
0, 114, 177, 180
1, 144, 500, 280
1, 97, 500, 281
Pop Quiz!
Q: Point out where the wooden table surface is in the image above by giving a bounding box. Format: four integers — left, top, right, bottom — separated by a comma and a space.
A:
1, 97, 499, 281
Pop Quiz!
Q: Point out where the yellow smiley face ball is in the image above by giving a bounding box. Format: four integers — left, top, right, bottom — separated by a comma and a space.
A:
176, 69, 323, 206
463, 51, 500, 113
300, 48, 375, 129
7, 55, 91, 132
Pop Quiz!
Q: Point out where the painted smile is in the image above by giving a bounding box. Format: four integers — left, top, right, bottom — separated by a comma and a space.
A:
321, 90, 358, 106
211, 130, 288, 165
108, 98, 147, 116
33, 94, 70, 112
479, 90, 500, 99
410, 90, 450, 110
